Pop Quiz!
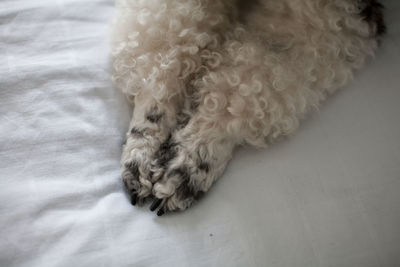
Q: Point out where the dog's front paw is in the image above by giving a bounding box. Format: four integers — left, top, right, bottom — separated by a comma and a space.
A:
121, 126, 169, 205
149, 134, 234, 215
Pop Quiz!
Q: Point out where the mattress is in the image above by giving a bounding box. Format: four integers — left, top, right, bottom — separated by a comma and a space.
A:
1, 0, 399, 266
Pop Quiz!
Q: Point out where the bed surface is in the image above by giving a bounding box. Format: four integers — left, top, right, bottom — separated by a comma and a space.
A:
1, 1, 399, 266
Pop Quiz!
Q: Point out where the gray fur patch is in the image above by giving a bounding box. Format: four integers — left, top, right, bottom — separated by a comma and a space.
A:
154, 134, 178, 169
130, 127, 144, 136
177, 113, 191, 129
125, 161, 140, 179
122, 162, 140, 192
146, 112, 164, 123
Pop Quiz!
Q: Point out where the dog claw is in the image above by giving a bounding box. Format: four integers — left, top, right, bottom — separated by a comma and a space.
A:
156, 208, 165, 216
130, 193, 137, 206
150, 198, 162, 211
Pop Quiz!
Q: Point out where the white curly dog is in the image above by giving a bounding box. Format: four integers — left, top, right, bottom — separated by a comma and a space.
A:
111, 0, 385, 215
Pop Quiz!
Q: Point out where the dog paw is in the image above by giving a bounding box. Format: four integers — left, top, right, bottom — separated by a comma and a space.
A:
121, 126, 169, 205
149, 134, 234, 215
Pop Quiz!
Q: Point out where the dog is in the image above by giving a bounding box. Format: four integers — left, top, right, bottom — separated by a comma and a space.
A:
110, 0, 385, 216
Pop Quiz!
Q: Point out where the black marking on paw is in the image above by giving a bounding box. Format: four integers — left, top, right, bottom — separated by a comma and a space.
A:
154, 134, 178, 169
177, 113, 191, 129
130, 127, 144, 137
146, 112, 164, 123
198, 162, 210, 173
176, 181, 197, 200
175, 176, 204, 201
360, 0, 386, 36
168, 167, 203, 201
126, 161, 140, 179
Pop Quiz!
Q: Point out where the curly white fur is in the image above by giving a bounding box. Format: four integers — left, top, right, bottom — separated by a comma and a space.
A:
111, 0, 383, 214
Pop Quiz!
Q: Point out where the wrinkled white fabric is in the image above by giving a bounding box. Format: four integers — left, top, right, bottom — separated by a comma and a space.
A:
0, 0, 399, 266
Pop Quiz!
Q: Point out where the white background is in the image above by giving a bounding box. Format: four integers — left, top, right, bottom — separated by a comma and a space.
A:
1, 0, 399, 266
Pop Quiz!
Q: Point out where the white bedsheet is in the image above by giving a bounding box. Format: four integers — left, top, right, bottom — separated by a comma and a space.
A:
1, 1, 399, 266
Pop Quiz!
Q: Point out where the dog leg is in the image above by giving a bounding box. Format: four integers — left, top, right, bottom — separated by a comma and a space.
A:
121, 92, 180, 205
112, 0, 239, 205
